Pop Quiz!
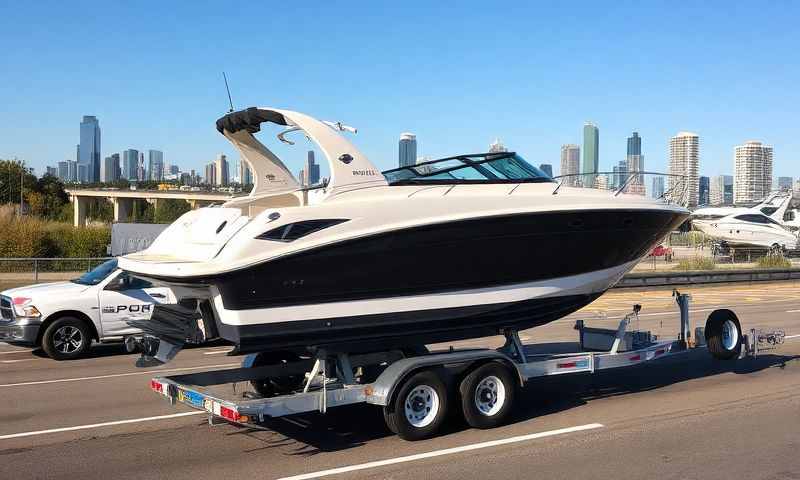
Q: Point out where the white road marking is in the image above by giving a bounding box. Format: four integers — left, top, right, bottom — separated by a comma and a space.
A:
0, 350, 32, 355
1, 359, 32, 364
0, 363, 239, 388
276, 423, 605, 480
203, 349, 233, 355
786, 310, 800, 313
786, 334, 800, 339
0, 411, 205, 440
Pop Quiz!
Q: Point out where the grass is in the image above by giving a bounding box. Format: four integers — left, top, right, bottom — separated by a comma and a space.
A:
756, 254, 792, 269
674, 257, 717, 271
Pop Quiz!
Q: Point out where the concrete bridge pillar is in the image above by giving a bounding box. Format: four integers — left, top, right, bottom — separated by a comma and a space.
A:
113, 197, 134, 223
73, 196, 88, 227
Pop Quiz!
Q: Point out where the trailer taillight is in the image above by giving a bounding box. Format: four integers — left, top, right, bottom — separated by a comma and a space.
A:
150, 379, 163, 393
219, 406, 241, 422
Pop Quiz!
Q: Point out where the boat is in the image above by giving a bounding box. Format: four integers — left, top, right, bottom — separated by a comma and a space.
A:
691, 210, 798, 252
118, 106, 689, 365
691, 191, 791, 229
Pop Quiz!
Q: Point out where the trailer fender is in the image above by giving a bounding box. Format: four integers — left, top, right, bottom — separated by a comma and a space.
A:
365, 350, 519, 408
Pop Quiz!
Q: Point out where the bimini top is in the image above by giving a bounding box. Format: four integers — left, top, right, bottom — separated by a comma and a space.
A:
383, 152, 554, 185
216, 107, 387, 199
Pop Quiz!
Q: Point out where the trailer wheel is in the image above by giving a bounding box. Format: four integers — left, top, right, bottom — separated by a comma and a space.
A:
460, 362, 516, 429
249, 351, 304, 397
41, 317, 91, 360
705, 309, 742, 360
383, 370, 448, 440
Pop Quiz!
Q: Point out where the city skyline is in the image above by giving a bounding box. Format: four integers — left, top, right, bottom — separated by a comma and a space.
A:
3, 3, 798, 181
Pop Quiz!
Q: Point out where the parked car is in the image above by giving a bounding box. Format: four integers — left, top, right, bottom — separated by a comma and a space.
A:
0, 259, 177, 359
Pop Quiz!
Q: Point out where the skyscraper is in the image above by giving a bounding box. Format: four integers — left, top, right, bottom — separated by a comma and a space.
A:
777, 176, 793, 192
148, 150, 164, 181
138, 152, 146, 181
215, 154, 229, 186
101, 153, 120, 183
652, 176, 665, 199
305, 151, 320, 185
398, 133, 417, 167
669, 132, 700, 207
559, 144, 580, 186
78, 116, 101, 183
710, 175, 734, 206
58, 160, 69, 181
538, 164, 553, 177
734, 140, 773, 204
205, 163, 216, 185
613, 160, 628, 189
123, 149, 139, 181
582, 122, 599, 186
45, 166, 57, 177
67, 160, 77, 182
699, 176, 710, 205
238, 160, 253, 185
625, 131, 644, 195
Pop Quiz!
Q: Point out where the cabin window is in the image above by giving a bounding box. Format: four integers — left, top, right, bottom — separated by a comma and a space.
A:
256, 219, 348, 242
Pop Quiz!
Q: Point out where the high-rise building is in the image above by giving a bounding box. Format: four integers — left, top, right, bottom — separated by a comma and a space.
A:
488, 139, 508, 153
699, 176, 710, 205
78, 115, 101, 182
777, 176, 793, 192
669, 132, 700, 207
169, 165, 179, 175
137, 152, 146, 181
582, 122, 599, 186
710, 175, 734, 206
298, 169, 306, 186
652, 176, 665, 199
205, 163, 216, 185
398, 133, 417, 167
148, 150, 164, 181
613, 160, 628, 189
101, 153, 120, 183
734, 140, 773, 205
122, 149, 139, 181
538, 164, 553, 177
625, 131, 644, 195
305, 151, 320, 186
57, 160, 69, 181
67, 160, 77, 182
45, 166, 57, 177
238, 160, 253, 185
559, 144, 580, 186
215, 154, 229, 186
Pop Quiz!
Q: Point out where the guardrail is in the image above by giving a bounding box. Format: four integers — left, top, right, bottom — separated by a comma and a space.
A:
617, 268, 800, 288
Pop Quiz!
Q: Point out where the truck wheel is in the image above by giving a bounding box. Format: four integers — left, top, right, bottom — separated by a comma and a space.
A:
383, 370, 448, 440
42, 317, 91, 360
705, 310, 742, 360
460, 362, 516, 429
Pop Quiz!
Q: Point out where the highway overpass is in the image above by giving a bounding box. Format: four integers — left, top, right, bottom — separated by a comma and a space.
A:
66, 189, 235, 226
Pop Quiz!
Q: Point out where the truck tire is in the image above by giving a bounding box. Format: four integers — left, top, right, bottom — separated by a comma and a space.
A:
41, 317, 92, 360
460, 362, 516, 429
705, 309, 742, 360
383, 370, 448, 440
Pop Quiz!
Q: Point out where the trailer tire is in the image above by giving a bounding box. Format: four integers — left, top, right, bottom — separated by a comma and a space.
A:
460, 362, 516, 429
383, 370, 448, 440
705, 309, 742, 360
41, 317, 92, 360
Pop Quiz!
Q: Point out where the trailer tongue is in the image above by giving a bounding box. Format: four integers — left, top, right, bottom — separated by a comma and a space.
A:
146, 292, 782, 440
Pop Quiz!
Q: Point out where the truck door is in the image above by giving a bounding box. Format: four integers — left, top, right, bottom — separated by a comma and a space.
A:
99, 271, 173, 337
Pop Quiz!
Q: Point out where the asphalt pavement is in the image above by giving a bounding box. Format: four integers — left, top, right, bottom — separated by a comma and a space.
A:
1, 281, 799, 479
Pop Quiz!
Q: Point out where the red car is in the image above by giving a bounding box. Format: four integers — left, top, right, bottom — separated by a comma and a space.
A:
649, 244, 673, 260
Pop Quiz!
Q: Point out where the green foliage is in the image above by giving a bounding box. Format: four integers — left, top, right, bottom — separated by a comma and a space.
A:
675, 256, 716, 271
85, 199, 113, 223
756, 254, 792, 269
130, 201, 155, 223
0, 159, 38, 206
0, 209, 109, 262
154, 199, 191, 224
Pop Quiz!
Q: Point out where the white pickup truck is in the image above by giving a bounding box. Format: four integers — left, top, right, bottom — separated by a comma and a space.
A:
0, 259, 176, 360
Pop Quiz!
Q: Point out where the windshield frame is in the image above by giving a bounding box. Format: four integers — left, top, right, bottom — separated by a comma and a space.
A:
383, 152, 555, 185
71, 259, 119, 286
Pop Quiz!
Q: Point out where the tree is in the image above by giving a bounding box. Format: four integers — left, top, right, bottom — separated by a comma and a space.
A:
154, 199, 191, 224
0, 159, 38, 208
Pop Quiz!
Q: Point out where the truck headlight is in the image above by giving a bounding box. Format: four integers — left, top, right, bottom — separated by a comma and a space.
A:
12, 297, 41, 318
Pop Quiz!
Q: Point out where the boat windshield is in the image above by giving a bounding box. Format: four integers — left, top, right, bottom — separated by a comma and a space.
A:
383, 153, 554, 185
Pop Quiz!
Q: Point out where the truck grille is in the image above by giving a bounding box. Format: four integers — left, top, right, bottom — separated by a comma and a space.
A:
0, 296, 13, 321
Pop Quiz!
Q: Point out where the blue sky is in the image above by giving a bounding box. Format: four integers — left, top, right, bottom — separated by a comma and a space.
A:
1, 1, 798, 179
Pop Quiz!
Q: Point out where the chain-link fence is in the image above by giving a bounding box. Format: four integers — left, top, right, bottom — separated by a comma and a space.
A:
0, 257, 112, 288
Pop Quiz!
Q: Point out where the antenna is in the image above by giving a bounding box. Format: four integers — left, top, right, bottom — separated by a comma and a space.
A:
222, 72, 234, 113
